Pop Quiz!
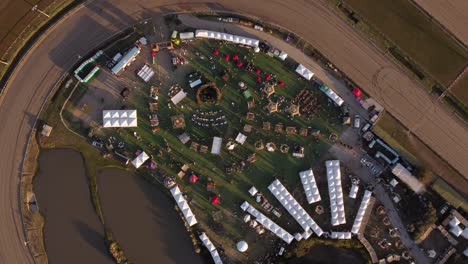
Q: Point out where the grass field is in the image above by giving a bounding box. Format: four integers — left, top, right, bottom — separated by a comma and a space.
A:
342, 0, 468, 88
61, 38, 351, 260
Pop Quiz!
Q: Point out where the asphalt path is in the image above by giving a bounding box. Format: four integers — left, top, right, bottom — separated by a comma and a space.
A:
1, 0, 467, 263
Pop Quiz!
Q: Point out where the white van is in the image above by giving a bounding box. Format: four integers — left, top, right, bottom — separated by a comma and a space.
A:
354, 115, 361, 128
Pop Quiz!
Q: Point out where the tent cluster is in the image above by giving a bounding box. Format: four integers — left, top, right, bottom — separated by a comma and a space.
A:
351, 190, 373, 234
170, 186, 198, 226
268, 179, 323, 238
326, 160, 346, 226
195, 30, 260, 47
299, 170, 321, 204
240, 201, 294, 244
199, 233, 223, 264
132, 151, 149, 169
330, 232, 352, 240
102, 110, 137, 128
137, 64, 155, 82
295, 64, 314, 80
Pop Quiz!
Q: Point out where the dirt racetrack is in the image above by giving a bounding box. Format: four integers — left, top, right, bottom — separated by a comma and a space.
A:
412, 0, 468, 46
1, 1, 468, 263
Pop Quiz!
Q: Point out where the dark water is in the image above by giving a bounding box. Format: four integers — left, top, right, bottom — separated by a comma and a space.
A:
290, 244, 367, 264
97, 168, 205, 264
34, 149, 113, 264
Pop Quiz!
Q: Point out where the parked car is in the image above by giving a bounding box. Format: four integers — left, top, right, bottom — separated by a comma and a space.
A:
361, 123, 371, 132
353, 115, 361, 128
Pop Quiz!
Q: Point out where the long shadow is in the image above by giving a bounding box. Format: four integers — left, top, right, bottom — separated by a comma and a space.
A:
73, 219, 113, 261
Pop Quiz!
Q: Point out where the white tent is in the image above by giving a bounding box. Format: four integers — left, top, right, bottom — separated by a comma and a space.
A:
211, 137, 222, 155
199, 233, 223, 263
268, 179, 323, 237
235, 133, 247, 145
351, 190, 373, 234
195, 30, 259, 47
450, 225, 463, 237
248, 186, 258, 196
349, 184, 359, 199
131, 151, 149, 168
326, 160, 346, 226
171, 90, 187, 105
242, 201, 294, 244
295, 64, 314, 80
236, 241, 248, 252
324, 88, 344, 106
137, 64, 154, 82
278, 51, 288, 61
331, 232, 352, 240
170, 186, 198, 227
179, 32, 195, 40
103, 110, 137, 128
299, 169, 321, 203
111, 46, 140, 75
392, 163, 425, 194
189, 79, 202, 88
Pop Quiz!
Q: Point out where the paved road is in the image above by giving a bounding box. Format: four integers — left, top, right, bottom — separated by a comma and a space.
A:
1, 0, 467, 263
412, 0, 468, 45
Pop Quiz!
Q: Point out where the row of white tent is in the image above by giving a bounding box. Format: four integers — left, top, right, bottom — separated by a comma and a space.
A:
326, 160, 346, 226
295, 64, 314, 80
330, 232, 352, 240
170, 186, 198, 227
195, 30, 260, 47
351, 190, 373, 234
137, 64, 155, 83
240, 201, 294, 244
268, 179, 324, 238
199, 233, 223, 264
102, 110, 138, 128
299, 169, 321, 203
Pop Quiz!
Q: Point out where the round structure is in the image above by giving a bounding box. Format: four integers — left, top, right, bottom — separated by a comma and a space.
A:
236, 241, 248, 252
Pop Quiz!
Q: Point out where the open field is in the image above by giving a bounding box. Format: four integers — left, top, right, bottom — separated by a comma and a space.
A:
342, 0, 468, 88
372, 112, 468, 197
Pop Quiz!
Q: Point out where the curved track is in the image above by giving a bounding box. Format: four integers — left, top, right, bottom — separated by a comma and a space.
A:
1, 0, 467, 263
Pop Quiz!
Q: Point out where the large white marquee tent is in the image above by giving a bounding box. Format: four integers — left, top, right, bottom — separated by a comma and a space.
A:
132, 151, 149, 168
324, 88, 344, 106
295, 64, 314, 80
170, 186, 198, 227
240, 201, 294, 244
102, 110, 137, 128
268, 179, 323, 237
299, 169, 321, 204
199, 233, 223, 264
326, 160, 346, 226
195, 30, 260, 47
351, 190, 373, 234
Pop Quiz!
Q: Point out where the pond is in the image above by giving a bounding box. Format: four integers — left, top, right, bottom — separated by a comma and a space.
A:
34, 149, 113, 264
97, 168, 205, 264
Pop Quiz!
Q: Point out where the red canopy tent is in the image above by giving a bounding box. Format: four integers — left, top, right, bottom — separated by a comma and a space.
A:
256, 76, 262, 83
255, 68, 261, 75
151, 51, 157, 57
236, 61, 243, 68
211, 195, 220, 205
352, 87, 362, 97
224, 55, 230, 61
265, 74, 272, 81
233, 54, 239, 61
189, 174, 198, 183
278, 80, 285, 87
212, 49, 219, 56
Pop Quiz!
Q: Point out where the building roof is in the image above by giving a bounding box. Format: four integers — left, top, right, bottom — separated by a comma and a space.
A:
131, 151, 149, 168
268, 179, 323, 237
170, 186, 198, 226
326, 160, 346, 226
299, 169, 321, 203
137, 64, 155, 82
391, 163, 425, 194
103, 110, 138, 127
211, 137, 222, 155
